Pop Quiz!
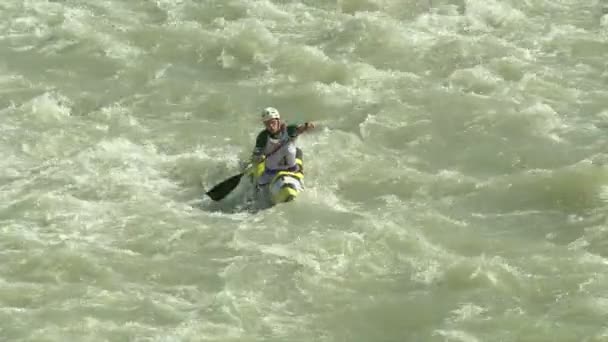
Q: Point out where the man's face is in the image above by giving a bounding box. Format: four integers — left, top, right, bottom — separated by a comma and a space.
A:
264, 118, 280, 134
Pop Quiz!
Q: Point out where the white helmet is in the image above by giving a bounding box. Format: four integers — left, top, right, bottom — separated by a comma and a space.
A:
261, 107, 280, 122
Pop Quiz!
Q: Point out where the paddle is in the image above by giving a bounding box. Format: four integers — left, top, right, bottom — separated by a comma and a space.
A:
204, 165, 251, 201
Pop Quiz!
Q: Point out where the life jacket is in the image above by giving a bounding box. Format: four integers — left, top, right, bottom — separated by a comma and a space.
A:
254, 125, 298, 171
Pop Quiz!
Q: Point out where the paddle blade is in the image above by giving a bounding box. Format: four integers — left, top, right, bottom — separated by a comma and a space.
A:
205, 172, 245, 201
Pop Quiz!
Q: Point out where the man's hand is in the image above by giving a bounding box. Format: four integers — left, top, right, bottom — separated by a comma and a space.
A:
296, 122, 315, 135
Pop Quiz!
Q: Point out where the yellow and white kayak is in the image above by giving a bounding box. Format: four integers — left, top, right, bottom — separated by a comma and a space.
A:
248, 155, 304, 205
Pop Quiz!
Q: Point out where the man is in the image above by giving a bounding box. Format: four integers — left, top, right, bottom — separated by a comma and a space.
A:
250, 107, 315, 190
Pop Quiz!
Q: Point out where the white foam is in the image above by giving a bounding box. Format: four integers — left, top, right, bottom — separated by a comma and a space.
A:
29, 92, 72, 120
463, 0, 527, 30
434, 329, 480, 342
61, 7, 143, 63
518, 101, 566, 140
449, 303, 488, 322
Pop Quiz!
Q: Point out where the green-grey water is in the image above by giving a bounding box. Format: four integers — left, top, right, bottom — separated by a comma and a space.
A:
2, 0, 608, 341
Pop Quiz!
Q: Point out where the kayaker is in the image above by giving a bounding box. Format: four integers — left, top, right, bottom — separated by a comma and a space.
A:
250, 107, 315, 189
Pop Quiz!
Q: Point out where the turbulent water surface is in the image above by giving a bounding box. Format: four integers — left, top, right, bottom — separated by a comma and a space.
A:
2, 0, 608, 341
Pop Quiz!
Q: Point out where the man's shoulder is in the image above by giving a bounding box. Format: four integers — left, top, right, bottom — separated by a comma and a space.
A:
286, 123, 299, 137
255, 129, 269, 139
254, 130, 269, 148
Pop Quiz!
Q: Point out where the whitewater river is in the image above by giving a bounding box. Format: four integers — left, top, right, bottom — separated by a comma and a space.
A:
2, 0, 608, 341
